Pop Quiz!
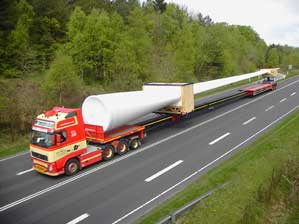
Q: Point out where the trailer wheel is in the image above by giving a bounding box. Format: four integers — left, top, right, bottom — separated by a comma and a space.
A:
117, 139, 129, 155
130, 138, 141, 150
65, 158, 80, 176
102, 144, 114, 161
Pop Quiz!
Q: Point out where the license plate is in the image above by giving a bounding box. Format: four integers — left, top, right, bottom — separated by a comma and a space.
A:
35, 164, 46, 173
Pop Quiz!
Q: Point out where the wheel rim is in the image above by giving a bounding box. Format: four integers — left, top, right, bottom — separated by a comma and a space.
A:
68, 162, 77, 174
105, 149, 112, 158
119, 144, 126, 152
131, 140, 139, 149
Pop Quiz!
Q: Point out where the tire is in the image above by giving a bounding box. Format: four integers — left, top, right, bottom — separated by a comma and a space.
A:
65, 158, 80, 176
129, 138, 141, 150
116, 139, 129, 155
102, 144, 114, 161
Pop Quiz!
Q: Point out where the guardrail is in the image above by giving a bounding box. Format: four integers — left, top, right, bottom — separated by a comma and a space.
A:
157, 182, 228, 224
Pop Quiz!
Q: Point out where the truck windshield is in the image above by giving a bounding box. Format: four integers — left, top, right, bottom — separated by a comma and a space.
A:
31, 131, 54, 148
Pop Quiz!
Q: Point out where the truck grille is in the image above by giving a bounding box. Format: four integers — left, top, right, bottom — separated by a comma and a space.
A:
31, 151, 48, 161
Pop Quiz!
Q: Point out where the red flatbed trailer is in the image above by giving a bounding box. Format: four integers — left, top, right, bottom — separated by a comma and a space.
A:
240, 82, 277, 96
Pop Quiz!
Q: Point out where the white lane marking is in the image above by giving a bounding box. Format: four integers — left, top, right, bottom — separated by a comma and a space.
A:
280, 98, 287, 103
290, 92, 296, 96
111, 105, 299, 224
145, 160, 184, 182
66, 213, 89, 224
265, 105, 274, 112
16, 168, 34, 176
242, 117, 256, 125
209, 133, 230, 145
1, 79, 298, 212
0, 151, 29, 162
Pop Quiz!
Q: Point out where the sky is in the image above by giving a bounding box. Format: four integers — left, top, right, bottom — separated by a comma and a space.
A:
165, 0, 299, 47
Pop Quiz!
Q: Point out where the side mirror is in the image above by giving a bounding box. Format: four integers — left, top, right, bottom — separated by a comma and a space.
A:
51, 135, 56, 145
56, 134, 61, 145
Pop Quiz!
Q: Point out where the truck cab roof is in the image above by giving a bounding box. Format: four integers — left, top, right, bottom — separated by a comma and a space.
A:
34, 107, 81, 132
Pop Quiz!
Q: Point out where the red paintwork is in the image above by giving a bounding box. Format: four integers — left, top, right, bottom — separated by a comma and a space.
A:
80, 150, 102, 168
31, 157, 62, 176
31, 106, 146, 176
240, 82, 277, 96
56, 117, 76, 129
84, 124, 145, 144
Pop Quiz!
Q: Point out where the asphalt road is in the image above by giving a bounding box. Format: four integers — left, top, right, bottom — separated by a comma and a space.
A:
0, 76, 299, 224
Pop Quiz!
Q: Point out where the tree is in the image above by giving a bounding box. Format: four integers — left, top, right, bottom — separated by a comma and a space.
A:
67, 8, 124, 83
43, 50, 83, 107
153, 0, 167, 13
0, 79, 43, 140
6, 0, 35, 77
197, 13, 213, 27
266, 47, 279, 68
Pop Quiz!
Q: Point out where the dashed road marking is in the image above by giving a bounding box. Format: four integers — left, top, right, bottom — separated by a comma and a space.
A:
209, 132, 231, 145
145, 160, 184, 182
242, 117, 256, 125
66, 213, 90, 224
16, 168, 34, 176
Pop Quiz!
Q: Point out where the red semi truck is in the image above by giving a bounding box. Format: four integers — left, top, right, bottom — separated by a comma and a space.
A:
30, 75, 278, 176
30, 107, 149, 176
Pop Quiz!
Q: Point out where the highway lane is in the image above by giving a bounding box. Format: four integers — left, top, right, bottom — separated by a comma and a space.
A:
0, 76, 298, 224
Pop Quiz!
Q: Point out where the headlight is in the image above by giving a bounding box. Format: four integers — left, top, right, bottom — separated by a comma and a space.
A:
48, 164, 53, 172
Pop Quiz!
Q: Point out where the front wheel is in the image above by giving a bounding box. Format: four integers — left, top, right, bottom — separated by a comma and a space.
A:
65, 158, 80, 176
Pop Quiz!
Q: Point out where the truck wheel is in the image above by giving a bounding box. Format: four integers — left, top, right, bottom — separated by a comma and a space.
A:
65, 158, 80, 176
117, 139, 129, 155
102, 144, 114, 161
130, 138, 141, 150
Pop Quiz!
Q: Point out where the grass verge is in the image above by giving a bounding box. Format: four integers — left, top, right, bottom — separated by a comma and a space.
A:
136, 110, 299, 224
0, 134, 29, 158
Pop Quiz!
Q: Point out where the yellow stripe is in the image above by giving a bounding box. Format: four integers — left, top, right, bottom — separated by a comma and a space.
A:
194, 93, 245, 111
194, 104, 208, 111
82, 154, 100, 162
145, 93, 245, 125
208, 93, 245, 106
144, 117, 172, 127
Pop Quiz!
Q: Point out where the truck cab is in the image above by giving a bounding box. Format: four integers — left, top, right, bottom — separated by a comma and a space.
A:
30, 107, 87, 176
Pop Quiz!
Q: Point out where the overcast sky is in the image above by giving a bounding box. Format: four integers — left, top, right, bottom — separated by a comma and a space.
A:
165, 0, 299, 47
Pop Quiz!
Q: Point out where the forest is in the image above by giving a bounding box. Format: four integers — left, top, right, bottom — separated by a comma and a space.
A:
0, 0, 299, 147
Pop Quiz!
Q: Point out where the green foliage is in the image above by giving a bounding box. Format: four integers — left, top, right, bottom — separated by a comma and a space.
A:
1, 0, 298, 82
67, 7, 124, 83
6, 0, 35, 77
153, 0, 167, 13
0, 78, 43, 139
266, 47, 280, 67
197, 13, 213, 27
0, 0, 299, 147
43, 50, 83, 107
